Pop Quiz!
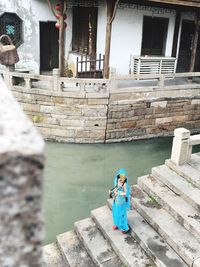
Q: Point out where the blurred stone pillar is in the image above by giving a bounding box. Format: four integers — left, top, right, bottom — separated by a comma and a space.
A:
0, 78, 45, 267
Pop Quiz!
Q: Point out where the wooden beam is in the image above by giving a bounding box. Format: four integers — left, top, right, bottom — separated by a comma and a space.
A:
189, 12, 200, 72
146, 0, 200, 8
171, 11, 181, 58
104, 0, 118, 79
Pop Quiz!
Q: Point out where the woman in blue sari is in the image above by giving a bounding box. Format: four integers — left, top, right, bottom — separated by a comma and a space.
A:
111, 168, 130, 234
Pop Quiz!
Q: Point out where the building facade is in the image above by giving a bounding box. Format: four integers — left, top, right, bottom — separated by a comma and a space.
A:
0, 0, 199, 75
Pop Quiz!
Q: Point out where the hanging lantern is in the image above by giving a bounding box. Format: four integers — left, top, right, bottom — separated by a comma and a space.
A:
55, 22, 60, 29
55, 4, 60, 11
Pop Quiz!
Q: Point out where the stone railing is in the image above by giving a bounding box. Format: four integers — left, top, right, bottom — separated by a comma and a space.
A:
112, 70, 200, 89
1, 67, 200, 94
171, 128, 200, 165
0, 68, 110, 96
0, 77, 45, 266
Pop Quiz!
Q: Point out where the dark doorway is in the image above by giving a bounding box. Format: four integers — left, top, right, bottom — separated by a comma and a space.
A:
177, 20, 195, 72
141, 16, 169, 56
72, 6, 97, 55
40, 21, 59, 72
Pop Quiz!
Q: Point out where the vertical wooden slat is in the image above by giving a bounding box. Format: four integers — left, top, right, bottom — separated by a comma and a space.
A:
172, 11, 181, 58
81, 55, 83, 73
99, 53, 101, 70
76, 56, 78, 76
189, 12, 200, 72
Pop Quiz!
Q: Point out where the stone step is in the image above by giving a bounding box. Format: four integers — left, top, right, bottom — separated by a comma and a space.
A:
56, 230, 95, 267
91, 205, 155, 267
165, 159, 200, 190
189, 153, 200, 172
131, 188, 200, 267
108, 197, 187, 267
137, 175, 200, 241
43, 242, 68, 267
152, 164, 200, 213
74, 217, 121, 267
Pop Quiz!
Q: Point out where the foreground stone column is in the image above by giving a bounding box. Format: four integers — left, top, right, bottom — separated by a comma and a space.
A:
171, 128, 190, 165
0, 78, 45, 267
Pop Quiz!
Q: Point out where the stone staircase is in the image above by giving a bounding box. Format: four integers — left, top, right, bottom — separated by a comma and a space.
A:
43, 152, 200, 267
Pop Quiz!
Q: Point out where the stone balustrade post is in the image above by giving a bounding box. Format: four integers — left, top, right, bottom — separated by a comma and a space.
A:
109, 67, 116, 92
52, 68, 60, 91
25, 78, 31, 89
171, 128, 190, 165
158, 75, 165, 87
0, 78, 45, 267
3, 66, 12, 87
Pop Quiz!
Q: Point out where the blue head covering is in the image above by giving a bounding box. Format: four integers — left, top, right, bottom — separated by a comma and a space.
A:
114, 168, 130, 210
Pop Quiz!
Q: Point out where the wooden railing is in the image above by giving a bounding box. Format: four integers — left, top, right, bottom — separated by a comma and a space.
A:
76, 53, 104, 78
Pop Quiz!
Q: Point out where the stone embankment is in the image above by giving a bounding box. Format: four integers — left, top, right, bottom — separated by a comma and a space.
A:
43, 129, 200, 267
2, 69, 200, 143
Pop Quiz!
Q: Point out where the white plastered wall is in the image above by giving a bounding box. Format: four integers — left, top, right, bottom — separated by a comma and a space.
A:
108, 6, 176, 74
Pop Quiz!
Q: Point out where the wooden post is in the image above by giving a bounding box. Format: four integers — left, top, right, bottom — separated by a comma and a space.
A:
189, 12, 200, 72
172, 11, 181, 58
104, 0, 119, 79
46, 0, 66, 77
59, 1, 65, 77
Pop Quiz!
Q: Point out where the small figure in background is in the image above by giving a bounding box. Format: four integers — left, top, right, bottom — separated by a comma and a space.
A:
110, 168, 130, 234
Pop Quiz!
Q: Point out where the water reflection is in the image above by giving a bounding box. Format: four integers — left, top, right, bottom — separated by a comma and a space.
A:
43, 137, 172, 244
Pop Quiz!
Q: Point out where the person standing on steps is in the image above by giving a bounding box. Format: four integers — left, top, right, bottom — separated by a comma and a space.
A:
110, 168, 130, 234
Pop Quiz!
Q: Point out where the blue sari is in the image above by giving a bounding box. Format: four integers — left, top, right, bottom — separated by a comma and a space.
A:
112, 169, 130, 231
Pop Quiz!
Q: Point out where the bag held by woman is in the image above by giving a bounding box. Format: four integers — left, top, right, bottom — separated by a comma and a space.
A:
0, 34, 19, 66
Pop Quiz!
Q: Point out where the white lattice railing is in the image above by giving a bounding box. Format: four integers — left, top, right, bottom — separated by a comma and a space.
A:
132, 56, 177, 75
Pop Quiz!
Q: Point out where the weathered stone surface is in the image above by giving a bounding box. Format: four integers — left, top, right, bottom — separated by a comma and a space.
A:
91, 206, 154, 267
10, 80, 200, 143
165, 159, 200, 189
151, 101, 167, 108
75, 218, 121, 267
128, 199, 187, 266
0, 78, 44, 266
152, 165, 200, 212
43, 243, 67, 267
57, 231, 95, 267
131, 188, 200, 266
138, 175, 200, 240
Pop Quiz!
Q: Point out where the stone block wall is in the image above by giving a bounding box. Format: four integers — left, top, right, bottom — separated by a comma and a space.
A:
106, 86, 200, 142
0, 79, 45, 267
10, 84, 200, 143
11, 88, 108, 143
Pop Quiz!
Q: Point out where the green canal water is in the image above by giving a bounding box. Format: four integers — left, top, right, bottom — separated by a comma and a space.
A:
43, 137, 173, 245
